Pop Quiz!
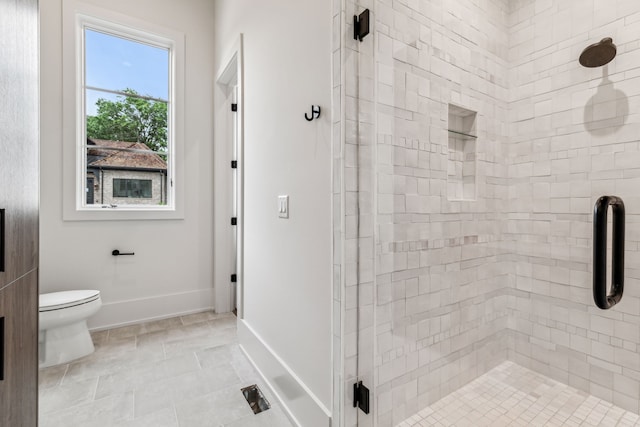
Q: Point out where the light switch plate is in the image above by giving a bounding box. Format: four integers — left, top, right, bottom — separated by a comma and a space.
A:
278, 195, 289, 218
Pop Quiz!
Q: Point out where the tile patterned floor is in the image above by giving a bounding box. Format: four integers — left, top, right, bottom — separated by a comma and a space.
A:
398, 361, 640, 427
39, 312, 293, 427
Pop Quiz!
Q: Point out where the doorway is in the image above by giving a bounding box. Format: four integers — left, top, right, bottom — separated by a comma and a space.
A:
230, 84, 238, 315
214, 36, 244, 318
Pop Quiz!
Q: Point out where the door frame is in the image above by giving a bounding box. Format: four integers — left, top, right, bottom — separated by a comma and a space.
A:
214, 35, 244, 317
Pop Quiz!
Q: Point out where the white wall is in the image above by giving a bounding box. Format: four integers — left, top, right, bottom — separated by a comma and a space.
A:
213, 0, 333, 425
40, 0, 216, 329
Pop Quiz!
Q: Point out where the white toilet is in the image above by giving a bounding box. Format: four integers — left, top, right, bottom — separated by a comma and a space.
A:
39, 290, 102, 368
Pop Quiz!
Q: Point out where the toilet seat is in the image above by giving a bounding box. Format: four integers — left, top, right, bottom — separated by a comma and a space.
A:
40, 290, 101, 312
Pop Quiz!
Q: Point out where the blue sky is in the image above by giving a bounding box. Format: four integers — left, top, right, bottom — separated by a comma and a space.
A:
85, 29, 169, 115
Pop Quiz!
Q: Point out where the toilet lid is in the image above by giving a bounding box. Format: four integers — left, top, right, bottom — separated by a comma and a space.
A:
40, 290, 101, 312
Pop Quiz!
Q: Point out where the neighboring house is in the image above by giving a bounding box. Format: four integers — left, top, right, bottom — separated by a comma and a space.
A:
86, 138, 168, 206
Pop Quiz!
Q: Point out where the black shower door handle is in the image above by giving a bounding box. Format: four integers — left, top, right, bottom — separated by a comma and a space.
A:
593, 196, 625, 310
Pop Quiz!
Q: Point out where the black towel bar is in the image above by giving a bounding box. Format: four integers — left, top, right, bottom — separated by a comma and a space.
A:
112, 250, 135, 256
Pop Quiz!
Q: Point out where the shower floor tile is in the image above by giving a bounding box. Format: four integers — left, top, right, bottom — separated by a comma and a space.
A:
398, 361, 640, 427
38, 312, 293, 427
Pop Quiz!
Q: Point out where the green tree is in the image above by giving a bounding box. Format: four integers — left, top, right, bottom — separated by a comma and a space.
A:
86, 88, 168, 152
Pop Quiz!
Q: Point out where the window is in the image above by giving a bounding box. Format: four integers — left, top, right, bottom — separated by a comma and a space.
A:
82, 25, 171, 209
113, 179, 152, 199
62, 3, 185, 220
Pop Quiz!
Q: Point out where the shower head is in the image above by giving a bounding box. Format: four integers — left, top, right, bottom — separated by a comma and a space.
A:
579, 37, 617, 68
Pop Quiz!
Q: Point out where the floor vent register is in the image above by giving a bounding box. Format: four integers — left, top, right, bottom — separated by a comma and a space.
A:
241, 384, 271, 414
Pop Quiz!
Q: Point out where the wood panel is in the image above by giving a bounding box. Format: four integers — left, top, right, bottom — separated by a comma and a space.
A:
0, 271, 39, 427
0, 0, 39, 289
0, 0, 40, 425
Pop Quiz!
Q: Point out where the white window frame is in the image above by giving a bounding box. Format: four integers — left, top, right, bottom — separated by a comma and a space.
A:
62, 1, 185, 220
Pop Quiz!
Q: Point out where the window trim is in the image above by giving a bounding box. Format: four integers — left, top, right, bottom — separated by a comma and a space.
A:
62, 0, 185, 220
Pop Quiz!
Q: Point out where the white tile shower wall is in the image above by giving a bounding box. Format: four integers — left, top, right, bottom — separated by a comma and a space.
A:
506, 0, 640, 415
368, 0, 512, 425
336, 0, 640, 425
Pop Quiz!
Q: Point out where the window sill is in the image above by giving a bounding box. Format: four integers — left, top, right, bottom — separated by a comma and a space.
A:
63, 205, 184, 221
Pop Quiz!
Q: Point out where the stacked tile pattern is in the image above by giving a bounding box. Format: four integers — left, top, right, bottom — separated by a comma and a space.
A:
506, 0, 640, 415
334, 0, 640, 426
370, 0, 512, 425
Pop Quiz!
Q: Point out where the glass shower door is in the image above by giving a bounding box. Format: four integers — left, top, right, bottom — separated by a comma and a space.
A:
339, 0, 640, 425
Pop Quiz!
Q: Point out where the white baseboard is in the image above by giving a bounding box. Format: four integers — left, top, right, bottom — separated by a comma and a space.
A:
87, 288, 216, 330
238, 319, 332, 427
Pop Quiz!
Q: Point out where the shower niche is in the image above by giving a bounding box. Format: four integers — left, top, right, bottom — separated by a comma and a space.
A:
447, 104, 477, 201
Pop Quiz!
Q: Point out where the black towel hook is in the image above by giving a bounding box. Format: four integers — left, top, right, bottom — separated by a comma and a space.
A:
305, 105, 321, 121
